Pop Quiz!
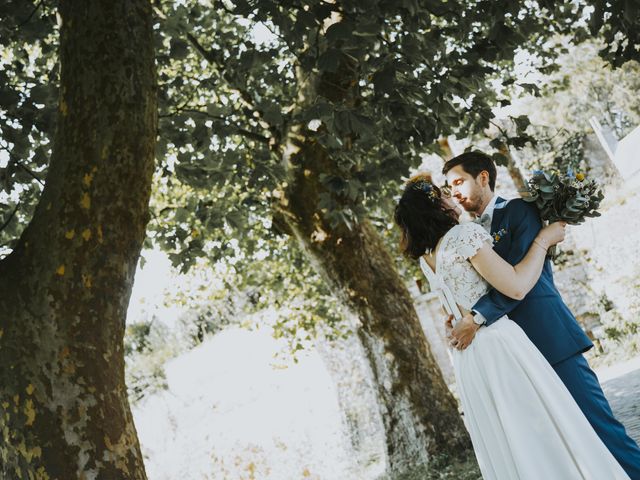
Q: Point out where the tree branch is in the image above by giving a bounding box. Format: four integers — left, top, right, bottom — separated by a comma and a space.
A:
185, 32, 283, 148
15, 161, 45, 186
159, 107, 271, 144
0, 202, 20, 233
15, 0, 44, 29
0, 146, 46, 186
235, 127, 271, 144
186, 32, 221, 65
185, 34, 261, 115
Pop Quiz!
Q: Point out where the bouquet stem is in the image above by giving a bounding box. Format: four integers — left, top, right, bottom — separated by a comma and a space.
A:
543, 220, 558, 260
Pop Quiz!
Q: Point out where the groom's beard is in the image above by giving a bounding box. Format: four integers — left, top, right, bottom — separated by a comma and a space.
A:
462, 190, 493, 217
459, 197, 484, 217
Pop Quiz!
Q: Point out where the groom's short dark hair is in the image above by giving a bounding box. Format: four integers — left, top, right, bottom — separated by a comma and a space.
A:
442, 151, 497, 191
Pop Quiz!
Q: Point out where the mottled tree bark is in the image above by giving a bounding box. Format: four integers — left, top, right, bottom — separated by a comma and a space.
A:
0, 1, 156, 478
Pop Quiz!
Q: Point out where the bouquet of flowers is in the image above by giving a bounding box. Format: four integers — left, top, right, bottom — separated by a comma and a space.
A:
523, 168, 604, 257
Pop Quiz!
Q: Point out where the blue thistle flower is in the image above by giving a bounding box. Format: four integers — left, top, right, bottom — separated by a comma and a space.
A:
566, 167, 575, 179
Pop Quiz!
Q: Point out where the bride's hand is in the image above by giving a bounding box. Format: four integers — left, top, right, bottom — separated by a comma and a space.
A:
537, 221, 567, 247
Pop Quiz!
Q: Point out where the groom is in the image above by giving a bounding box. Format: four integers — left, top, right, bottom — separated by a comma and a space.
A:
444, 150, 640, 479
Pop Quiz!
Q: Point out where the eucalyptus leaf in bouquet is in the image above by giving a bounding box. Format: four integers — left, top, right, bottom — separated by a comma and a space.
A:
523, 168, 604, 258
523, 169, 604, 224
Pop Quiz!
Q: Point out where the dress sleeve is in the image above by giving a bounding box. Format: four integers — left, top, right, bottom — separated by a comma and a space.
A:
456, 222, 492, 259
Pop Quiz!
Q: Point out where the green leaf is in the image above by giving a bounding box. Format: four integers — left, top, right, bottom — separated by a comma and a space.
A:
513, 115, 530, 132
29, 85, 52, 104
206, 103, 225, 116
372, 67, 395, 94
519, 83, 541, 96
325, 21, 353, 43
318, 49, 341, 73
262, 104, 283, 125
489, 138, 504, 150
32, 146, 48, 167
348, 112, 374, 135
492, 152, 509, 167
170, 39, 190, 60
304, 101, 333, 123
354, 20, 380, 37
296, 10, 317, 28
0, 88, 20, 108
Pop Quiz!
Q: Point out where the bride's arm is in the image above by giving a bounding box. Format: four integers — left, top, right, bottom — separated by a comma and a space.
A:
469, 222, 566, 300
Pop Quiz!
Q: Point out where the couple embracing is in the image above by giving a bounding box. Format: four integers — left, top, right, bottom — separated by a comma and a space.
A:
394, 151, 640, 479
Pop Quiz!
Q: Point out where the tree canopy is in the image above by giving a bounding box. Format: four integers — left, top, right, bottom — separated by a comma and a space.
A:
3, 0, 627, 258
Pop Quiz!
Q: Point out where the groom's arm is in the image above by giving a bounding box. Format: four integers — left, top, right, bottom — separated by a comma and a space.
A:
472, 200, 544, 327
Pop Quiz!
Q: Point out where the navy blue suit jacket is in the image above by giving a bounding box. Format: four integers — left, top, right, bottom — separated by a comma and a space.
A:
472, 197, 593, 366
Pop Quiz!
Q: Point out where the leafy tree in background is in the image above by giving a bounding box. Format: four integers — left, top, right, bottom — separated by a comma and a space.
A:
0, 1, 58, 252
588, 0, 640, 67
512, 40, 640, 176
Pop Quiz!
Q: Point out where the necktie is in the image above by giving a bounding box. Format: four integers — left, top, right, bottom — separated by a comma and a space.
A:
476, 213, 492, 232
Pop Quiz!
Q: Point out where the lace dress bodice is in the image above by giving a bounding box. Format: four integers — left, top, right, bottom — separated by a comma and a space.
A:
420, 222, 493, 314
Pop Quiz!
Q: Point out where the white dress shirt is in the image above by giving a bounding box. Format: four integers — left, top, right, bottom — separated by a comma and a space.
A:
476, 195, 498, 232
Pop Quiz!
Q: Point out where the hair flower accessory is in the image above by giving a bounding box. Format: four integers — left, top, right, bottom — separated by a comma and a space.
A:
410, 179, 439, 200
403, 173, 442, 202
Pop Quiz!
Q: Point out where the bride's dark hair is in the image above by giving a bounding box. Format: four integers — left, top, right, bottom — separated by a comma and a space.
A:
394, 173, 459, 259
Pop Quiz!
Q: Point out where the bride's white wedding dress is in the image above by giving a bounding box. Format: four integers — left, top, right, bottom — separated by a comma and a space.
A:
420, 222, 628, 480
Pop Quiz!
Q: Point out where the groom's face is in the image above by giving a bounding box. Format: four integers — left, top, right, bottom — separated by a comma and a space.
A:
445, 165, 487, 214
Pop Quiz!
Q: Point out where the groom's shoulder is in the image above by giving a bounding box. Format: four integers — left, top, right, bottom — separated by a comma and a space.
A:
501, 197, 529, 210
501, 197, 540, 222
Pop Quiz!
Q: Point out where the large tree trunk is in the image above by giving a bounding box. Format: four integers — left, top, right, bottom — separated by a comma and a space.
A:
500, 146, 527, 194
278, 134, 473, 475
271, 21, 473, 472
0, 1, 156, 478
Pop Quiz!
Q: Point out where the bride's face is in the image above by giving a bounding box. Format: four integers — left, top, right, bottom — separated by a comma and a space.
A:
441, 196, 462, 220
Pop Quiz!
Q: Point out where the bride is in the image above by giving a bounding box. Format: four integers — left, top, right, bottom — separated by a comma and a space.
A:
393, 174, 628, 479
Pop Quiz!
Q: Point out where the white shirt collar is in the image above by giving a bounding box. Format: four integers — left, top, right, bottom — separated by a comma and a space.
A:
479, 195, 497, 219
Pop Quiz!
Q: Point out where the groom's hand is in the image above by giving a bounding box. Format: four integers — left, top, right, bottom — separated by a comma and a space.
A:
444, 314, 454, 336
450, 313, 481, 351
